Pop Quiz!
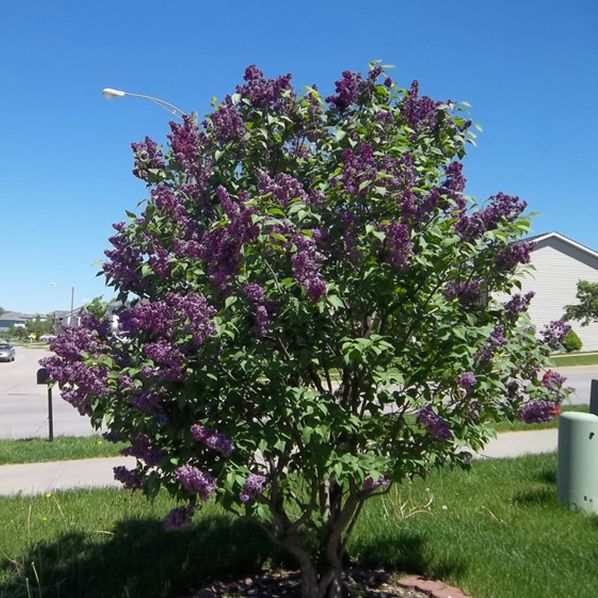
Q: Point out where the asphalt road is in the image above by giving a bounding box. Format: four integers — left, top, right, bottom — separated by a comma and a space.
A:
0, 347, 95, 439
0, 348, 596, 440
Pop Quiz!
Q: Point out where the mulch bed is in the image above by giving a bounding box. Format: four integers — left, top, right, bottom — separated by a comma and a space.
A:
183, 569, 469, 597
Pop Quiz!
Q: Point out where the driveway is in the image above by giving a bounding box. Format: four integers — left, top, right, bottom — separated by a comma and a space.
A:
0, 347, 95, 439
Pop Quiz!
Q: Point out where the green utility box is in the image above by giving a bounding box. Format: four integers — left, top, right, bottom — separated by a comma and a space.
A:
557, 411, 598, 515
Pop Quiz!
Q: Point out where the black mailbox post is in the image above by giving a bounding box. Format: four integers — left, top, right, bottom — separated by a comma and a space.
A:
36, 367, 54, 441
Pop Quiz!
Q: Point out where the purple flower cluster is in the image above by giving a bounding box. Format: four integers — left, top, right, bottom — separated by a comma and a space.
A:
103, 222, 143, 289
244, 282, 266, 304
291, 233, 327, 302
120, 301, 175, 338
131, 136, 165, 181
326, 70, 363, 109
403, 81, 439, 128
175, 465, 217, 499
143, 339, 185, 381
417, 406, 452, 440
236, 65, 293, 107
257, 171, 308, 206
129, 389, 169, 425
455, 193, 527, 242
152, 186, 188, 221
459, 371, 477, 393
167, 114, 204, 174
443, 279, 482, 304
504, 292, 535, 322
476, 325, 507, 363
113, 465, 144, 490
190, 423, 234, 457
541, 370, 568, 402
167, 292, 216, 345
209, 96, 246, 143
363, 474, 390, 491
341, 144, 377, 196
443, 162, 466, 194
496, 241, 535, 271
199, 200, 259, 289
47, 325, 102, 361
239, 473, 266, 503
41, 358, 107, 415
540, 319, 571, 350
518, 400, 554, 424
386, 221, 412, 269
163, 503, 195, 530
122, 433, 166, 467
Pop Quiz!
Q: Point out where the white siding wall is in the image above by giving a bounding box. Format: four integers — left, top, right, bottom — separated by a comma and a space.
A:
521, 240, 598, 351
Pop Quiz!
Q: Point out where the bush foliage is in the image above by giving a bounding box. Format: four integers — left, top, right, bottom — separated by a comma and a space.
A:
42, 64, 570, 597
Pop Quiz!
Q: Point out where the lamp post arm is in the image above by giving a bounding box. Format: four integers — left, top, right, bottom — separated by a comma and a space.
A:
121, 91, 187, 117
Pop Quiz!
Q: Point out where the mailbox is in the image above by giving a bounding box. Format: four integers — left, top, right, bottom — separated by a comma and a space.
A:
37, 367, 50, 385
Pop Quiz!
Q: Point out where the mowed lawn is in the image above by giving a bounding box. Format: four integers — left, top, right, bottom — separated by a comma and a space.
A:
1, 453, 596, 597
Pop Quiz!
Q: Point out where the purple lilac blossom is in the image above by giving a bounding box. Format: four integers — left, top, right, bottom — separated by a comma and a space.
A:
476, 325, 507, 363
167, 292, 216, 345
131, 136, 165, 181
341, 144, 377, 195
403, 81, 439, 128
119, 301, 175, 338
417, 406, 453, 440
175, 465, 217, 499
540, 319, 571, 350
190, 424, 235, 457
163, 503, 195, 530
209, 96, 246, 143
103, 222, 144, 289
504, 292, 535, 322
167, 114, 203, 174
518, 400, 554, 424
363, 474, 390, 490
326, 70, 363, 109
113, 466, 144, 490
291, 233, 327, 302
143, 339, 185, 381
386, 221, 412, 269
244, 283, 266, 304
257, 171, 308, 206
443, 279, 482, 304
496, 241, 535, 271
239, 473, 266, 503
459, 372, 477, 392
122, 434, 166, 467
236, 65, 293, 107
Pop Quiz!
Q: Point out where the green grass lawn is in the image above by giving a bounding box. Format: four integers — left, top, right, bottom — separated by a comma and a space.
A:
0, 436, 126, 465
1, 454, 596, 598
551, 352, 598, 367
0, 405, 588, 466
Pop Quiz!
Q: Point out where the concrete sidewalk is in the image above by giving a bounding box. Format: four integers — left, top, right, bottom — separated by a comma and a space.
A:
0, 429, 560, 496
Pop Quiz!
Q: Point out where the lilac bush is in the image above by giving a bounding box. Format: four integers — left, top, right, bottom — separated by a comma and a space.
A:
42, 63, 569, 598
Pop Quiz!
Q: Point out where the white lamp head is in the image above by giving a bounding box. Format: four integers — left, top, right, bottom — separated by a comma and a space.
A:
102, 87, 126, 99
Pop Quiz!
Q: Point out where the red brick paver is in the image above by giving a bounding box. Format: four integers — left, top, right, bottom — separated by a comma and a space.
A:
398, 575, 470, 598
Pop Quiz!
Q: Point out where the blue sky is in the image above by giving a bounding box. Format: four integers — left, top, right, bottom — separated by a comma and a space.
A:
1, 0, 597, 314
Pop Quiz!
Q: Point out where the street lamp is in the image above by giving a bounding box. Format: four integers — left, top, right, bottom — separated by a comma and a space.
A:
50, 283, 75, 327
101, 87, 186, 117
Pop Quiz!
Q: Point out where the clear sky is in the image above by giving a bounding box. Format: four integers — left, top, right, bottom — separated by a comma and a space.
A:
1, 0, 597, 314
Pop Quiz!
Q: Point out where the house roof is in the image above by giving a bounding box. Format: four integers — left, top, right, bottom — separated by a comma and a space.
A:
0, 311, 35, 322
525, 231, 598, 262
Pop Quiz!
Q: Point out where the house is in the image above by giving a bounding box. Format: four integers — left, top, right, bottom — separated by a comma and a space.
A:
0, 312, 36, 331
522, 232, 598, 351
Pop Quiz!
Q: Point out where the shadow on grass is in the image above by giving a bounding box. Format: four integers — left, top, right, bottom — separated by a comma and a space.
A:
538, 468, 557, 485
350, 531, 466, 581
0, 515, 282, 598
512, 487, 556, 506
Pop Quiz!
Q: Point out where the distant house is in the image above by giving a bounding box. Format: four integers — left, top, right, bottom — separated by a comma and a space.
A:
522, 232, 598, 351
0, 312, 35, 331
